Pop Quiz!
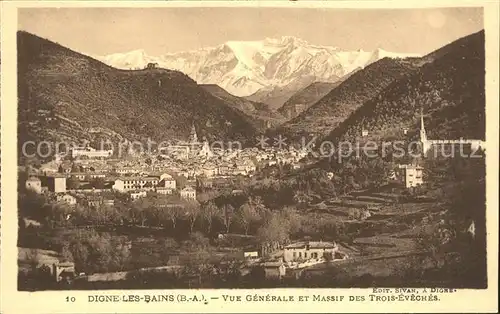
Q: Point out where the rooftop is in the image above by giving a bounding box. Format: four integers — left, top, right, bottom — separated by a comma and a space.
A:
261, 261, 285, 267
284, 241, 337, 250
116, 177, 158, 182
397, 164, 423, 169
46, 174, 67, 178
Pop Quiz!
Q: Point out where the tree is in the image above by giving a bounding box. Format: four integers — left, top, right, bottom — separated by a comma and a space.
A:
61, 243, 74, 263
70, 163, 80, 173
48, 202, 74, 227
66, 229, 131, 274
293, 190, 312, 208
173, 174, 188, 189
130, 198, 151, 226
257, 212, 290, 256
364, 158, 393, 188
238, 203, 260, 235
145, 158, 152, 166
415, 227, 450, 269
67, 176, 81, 190
221, 204, 235, 234
185, 200, 201, 233
248, 196, 265, 212
279, 207, 302, 232
183, 231, 210, 252
156, 238, 178, 264
91, 177, 106, 189
25, 248, 40, 272
181, 232, 212, 284
18, 190, 48, 220
67, 238, 91, 273
165, 205, 183, 229
108, 236, 131, 272
201, 201, 218, 234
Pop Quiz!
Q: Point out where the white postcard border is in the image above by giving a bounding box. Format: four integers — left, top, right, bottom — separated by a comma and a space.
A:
1, 1, 498, 313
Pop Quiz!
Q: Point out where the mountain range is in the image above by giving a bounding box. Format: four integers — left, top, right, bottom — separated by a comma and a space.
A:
270, 30, 485, 146
18, 29, 484, 165
94, 36, 420, 99
17, 31, 258, 160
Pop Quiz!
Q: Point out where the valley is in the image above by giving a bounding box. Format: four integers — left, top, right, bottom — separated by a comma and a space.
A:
17, 28, 487, 291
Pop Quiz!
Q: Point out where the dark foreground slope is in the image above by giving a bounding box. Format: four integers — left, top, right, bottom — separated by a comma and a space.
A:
18, 31, 257, 157
323, 30, 485, 144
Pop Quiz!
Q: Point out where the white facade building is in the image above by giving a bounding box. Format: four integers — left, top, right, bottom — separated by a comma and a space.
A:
180, 186, 197, 200
71, 147, 113, 159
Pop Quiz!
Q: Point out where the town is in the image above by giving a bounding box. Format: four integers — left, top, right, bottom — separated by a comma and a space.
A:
15, 11, 487, 291
18, 112, 485, 289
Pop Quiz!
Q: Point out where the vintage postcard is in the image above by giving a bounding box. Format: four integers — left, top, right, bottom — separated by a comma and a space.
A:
1, 0, 498, 313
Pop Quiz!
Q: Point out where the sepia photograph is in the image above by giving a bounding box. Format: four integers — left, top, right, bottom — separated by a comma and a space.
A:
11, 4, 490, 293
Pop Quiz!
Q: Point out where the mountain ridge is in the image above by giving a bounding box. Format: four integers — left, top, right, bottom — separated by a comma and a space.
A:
322, 30, 485, 145
200, 84, 286, 130
94, 37, 420, 98
272, 57, 420, 142
277, 81, 341, 119
17, 31, 258, 160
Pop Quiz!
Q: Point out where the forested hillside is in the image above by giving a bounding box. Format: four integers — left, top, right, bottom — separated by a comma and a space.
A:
323, 30, 485, 144
273, 58, 419, 142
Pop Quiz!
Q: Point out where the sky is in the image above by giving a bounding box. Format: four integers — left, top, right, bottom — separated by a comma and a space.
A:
18, 7, 483, 56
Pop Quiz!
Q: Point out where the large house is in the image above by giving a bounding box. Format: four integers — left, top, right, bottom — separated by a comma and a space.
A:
112, 177, 159, 192
283, 241, 338, 262
68, 172, 107, 180
70, 147, 113, 159
25, 176, 42, 194
396, 164, 424, 188
180, 186, 196, 200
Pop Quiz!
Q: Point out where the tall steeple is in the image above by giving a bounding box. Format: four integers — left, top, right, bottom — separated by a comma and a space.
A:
419, 108, 431, 156
189, 124, 198, 143
419, 108, 427, 143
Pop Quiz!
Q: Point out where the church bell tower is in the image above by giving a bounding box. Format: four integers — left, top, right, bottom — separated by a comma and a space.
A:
419, 108, 430, 155
189, 124, 198, 143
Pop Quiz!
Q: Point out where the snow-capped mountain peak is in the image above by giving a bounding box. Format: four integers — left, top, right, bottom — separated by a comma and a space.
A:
94, 37, 420, 96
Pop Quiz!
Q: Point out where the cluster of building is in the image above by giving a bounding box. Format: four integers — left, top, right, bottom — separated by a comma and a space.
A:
242, 240, 345, 280
26, 124, 310, 207
154, 125, 307, 176
31, 110, 478, 208
25, 170, 198, 206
